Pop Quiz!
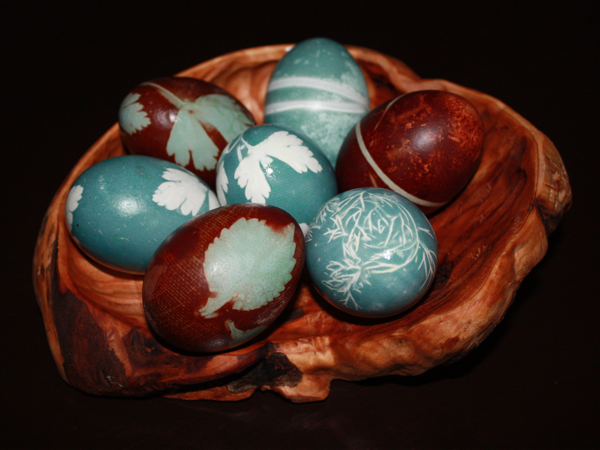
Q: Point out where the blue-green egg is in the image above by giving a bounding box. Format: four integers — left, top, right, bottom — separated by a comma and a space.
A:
65, 155, 219, 274
264, 37, 370, 168
305, 188, 438, 318
215, 124, 338, 234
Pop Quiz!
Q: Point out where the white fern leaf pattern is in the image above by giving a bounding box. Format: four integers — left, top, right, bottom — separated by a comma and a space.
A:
167, 105, 219, 170
200, 218, 296, 318
216, 139, 237, 205
235, 154, 272, 203
162, 91, 253, 172
216, 159, 229, 205
234, 130, 323, 204
119, 93, 151, 134
194, 95, 254, 141
152, 168, 216, 216
65, 185, 84, 232
316, 190, 438, 310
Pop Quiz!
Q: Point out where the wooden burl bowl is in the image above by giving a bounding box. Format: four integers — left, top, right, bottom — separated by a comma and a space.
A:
33, 44, 572, 402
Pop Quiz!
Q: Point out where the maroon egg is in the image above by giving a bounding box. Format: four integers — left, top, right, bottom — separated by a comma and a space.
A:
118, 77, 256, 189
142, 203, 305, 354
335, 90, 484, 214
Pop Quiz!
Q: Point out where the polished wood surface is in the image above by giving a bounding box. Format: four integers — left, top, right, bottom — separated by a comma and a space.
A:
3, 2, 597, 448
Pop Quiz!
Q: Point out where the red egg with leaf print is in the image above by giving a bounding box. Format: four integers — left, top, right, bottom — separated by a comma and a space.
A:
336, 90, 484, 214
142, 203, 305, 354
118, 77, 256, 189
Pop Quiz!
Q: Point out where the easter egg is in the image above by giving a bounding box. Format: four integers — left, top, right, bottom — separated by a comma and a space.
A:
306, 188, 438, 318
215, 124, 338, 234
118, 76, 256, 189
143, 203, 305, 353
335, 90, 485, 214
264, 37, 370, 168
65, 155, 219, 274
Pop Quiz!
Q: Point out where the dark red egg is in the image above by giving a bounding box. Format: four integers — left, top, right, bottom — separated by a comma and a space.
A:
142, 203, 305, 354
118, 77, 256, 189
335, 90, 484, 214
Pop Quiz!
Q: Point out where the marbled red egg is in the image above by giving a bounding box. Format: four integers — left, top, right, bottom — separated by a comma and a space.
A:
142, 203, 305, 354
335, 90, 484, 214
119, 77, 256, 189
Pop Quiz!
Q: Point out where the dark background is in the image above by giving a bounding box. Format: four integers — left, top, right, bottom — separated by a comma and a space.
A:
2, 2, 598, 449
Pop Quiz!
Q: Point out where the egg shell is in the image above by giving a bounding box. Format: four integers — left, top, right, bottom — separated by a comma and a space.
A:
264, 38, 369, 168
215, 124, 338, 233
143, 203, 306, 354
65, 155, 219, 274
118, 77, 256, 189
306, 188, 438, 318
335, 90, 485, 214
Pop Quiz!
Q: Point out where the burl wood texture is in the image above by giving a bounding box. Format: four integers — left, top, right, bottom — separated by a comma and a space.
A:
33, 44, 572, 402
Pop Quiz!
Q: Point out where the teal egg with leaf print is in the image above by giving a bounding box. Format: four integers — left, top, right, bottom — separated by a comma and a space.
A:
264, 38, 369, 168
306, 188, 438, 318
216, 124, 338, 235
65, 155, 219, 274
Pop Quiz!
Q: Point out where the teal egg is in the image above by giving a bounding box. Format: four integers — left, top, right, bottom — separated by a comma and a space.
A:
215, 124, 338, 234
264, 37, 369, 168
65, 155, 219, 274
305, 188, 438, 318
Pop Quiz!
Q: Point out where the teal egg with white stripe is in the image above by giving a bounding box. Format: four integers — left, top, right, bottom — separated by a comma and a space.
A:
65, 155, 219, 274
264, 38, 369, 168
306, 188, 438, 318
216, 124, 338, 234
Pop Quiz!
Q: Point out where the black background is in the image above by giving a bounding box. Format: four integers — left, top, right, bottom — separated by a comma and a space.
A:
2, 2, 598, 449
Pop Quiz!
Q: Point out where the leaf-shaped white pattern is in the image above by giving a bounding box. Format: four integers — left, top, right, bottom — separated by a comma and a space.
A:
200, 218, 296, 318
234, 130, 323, 204
235, 156, 271, 204
65, 185, 84, 231
313, 190, 437, 311
166, 94, 253, 172
216, 159, 229, 205
119, 93, 151, 134
152, 168, 217, 216
196, 95, 254, 141
299, 223, 309, 236
226, 320, 266, 347
216, 139, 236, 205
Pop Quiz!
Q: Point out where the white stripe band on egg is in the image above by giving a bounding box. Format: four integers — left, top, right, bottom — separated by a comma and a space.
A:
141, 82, 185, 108
265, 100, 368, 115
268, 77, 369, 108
354, 122, 447, 208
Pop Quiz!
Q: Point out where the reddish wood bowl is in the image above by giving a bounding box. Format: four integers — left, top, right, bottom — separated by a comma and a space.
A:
33, 44, 572, 402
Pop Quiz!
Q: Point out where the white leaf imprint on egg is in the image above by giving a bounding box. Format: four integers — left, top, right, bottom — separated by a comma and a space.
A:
152, 168, 218, 216
200, 218, 297, 318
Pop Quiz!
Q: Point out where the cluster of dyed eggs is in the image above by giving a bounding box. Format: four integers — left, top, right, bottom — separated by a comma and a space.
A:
65, 37, 484, 353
